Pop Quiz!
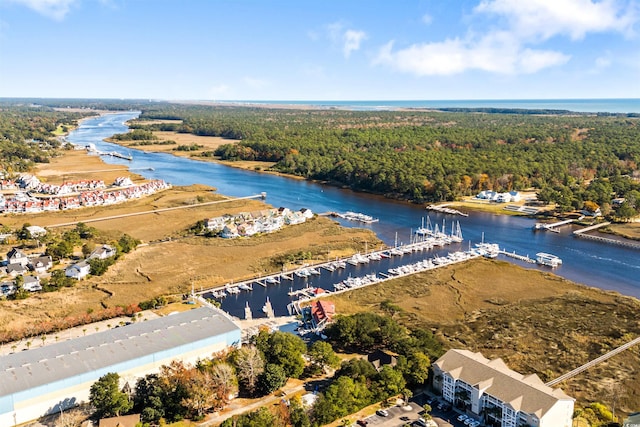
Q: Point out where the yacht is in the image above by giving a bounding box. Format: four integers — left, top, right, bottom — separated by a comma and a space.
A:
536, 252, 562, 267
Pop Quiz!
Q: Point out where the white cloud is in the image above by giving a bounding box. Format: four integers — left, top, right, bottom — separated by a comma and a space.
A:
475, 0, 638, 40
326, 22, 367, 58
343, 29, 367, 58
374, 31, 569, 76
6, 0, 78, 20
374, 0, 636, 77
422, 13, 433, 25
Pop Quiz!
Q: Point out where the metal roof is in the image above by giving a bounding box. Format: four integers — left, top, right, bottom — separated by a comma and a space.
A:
0, 306, 240, 397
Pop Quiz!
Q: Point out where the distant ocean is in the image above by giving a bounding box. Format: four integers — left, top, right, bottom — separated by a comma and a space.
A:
224, 99, 640, 114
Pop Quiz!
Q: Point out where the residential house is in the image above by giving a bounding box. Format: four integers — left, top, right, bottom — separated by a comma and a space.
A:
220, 224, 239, 239
7, 263, 27, 277
29, 256, 52, 274
89, 244, 117, 260
432, 349, 574, 427
23, 276, 42, 292
7, 248, 29, 267
25, 225, 47, 238
300, 208, 314, 219
65, 261, 91, 280
367, 349, 399, 371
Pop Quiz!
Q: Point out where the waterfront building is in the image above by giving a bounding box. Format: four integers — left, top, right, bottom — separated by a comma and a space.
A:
432, 349, 574, 427
0, 306, 241, 425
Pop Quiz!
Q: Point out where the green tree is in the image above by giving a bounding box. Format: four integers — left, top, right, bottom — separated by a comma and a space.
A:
220, 407, 277, 427
255, 330, 306, 379
307, 341, 340, 374
89, 372, 133, 418
258, 363, 287, 395
133, 374, 165, 423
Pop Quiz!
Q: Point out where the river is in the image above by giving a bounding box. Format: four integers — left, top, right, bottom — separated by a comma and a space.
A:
66, 112, 640, 316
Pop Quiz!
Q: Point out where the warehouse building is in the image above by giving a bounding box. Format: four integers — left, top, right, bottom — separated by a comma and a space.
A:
0, 306, 241, 425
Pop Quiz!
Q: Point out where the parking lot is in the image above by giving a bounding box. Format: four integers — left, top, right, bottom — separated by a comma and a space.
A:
358, 402, 428, 426
355, 394, 486, 427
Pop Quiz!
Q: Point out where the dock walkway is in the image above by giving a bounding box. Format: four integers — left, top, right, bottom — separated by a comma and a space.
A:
546, 335, 640, 387
573, 222, 640, 250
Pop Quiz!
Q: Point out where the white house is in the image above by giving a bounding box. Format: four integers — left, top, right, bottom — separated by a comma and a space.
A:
7, 248, 29, 266
89, 244, 117, 260
25, 225, 47, 237
29, 255, 53, 274
23, 276, 42, 292
432, 349, 574, 427
65, 261, 91, 280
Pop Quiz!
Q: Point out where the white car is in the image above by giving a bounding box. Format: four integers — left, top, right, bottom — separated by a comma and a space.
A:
457, 414, 468, 422
469, 421, 481, 427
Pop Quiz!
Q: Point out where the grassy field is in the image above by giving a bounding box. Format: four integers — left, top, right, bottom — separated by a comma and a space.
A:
0, 147, 379, 342
325, 258, 640, 416
605, 222, 640, 240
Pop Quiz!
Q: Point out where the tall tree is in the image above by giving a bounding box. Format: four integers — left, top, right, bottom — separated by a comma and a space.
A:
231, 345, 264, 395
89, 372, 133, 419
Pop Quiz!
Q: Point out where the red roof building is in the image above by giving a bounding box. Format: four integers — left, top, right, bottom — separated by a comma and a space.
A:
310, 300, 335, 329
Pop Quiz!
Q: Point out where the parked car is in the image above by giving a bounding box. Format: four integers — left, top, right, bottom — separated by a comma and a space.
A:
356, 420, 368, 426
457, 414, 469, 422
469, 421, 481, 427
376, 409, 390, 417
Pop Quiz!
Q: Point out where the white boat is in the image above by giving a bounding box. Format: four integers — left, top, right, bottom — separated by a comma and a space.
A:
341, 211, 379, 224
536, 252, 562, 267
295, 268, 311, 278
266, 276, 279, 284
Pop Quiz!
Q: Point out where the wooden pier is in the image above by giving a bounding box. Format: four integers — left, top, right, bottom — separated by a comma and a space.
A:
533, 219, 574, 233
573, 222, 640, 249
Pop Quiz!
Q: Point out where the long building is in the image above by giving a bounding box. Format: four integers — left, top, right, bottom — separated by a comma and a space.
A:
0, 306, 241, 425
432, 349, 574, 427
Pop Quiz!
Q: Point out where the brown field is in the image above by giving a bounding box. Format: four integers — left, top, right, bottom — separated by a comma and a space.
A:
0, 148, 378, 341
606, 222, 640, 240
326, 258, 640, 415
36, 149, 141, 185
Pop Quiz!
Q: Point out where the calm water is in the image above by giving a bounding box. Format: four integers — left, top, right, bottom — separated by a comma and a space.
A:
67, 112, 640, 316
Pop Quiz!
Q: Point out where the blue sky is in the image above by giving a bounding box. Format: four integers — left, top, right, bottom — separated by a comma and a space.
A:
0, 0, 639, 100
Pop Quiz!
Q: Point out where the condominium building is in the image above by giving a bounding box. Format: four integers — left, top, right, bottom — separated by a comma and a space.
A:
432, 349, 574, 427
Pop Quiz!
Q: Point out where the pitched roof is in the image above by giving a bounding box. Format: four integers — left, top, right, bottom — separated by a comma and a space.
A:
433, 349, 573, 418
0, 306, 240, 398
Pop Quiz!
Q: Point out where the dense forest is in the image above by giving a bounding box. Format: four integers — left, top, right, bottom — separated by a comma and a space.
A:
0, 101, 94, 173
131, 103, 640, 218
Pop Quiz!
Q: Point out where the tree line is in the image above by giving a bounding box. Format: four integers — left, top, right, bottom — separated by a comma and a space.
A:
127, 103, 640, 218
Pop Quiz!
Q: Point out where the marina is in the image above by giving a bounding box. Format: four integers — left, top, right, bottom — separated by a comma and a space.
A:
74, 113, 640, 300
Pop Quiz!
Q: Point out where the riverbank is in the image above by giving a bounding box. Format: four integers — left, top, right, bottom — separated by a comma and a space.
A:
0, 135, 380, 342
325, 258, 640, 417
